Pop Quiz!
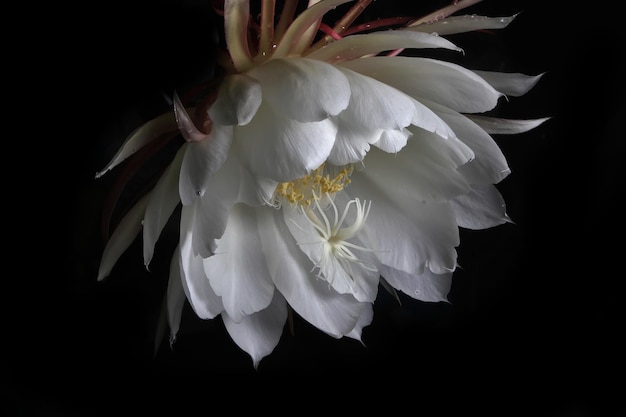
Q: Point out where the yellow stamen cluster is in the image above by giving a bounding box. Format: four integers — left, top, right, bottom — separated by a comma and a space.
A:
275, 164, 353, 207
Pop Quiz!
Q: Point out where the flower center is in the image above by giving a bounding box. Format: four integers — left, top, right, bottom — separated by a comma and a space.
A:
274, 163, 353, 208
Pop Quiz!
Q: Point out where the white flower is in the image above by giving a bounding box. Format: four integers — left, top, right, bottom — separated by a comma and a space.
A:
95, 0, 549, 368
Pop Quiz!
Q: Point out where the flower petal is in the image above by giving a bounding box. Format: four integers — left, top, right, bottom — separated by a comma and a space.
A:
307, 30, 461, 63
236, 102, 337, 181
203, 203, 275, 323
208, 74, 262, 126
173, 93, 209, 143
95, 111, 177, 178
166, 248, 187, 346
359, 138, 471, 203
143, 144, 185, 268
256, 206, 367, 337
423, 99, 510, 185
336, 66, 418, 130
192, 153, 277, 257
179, 203, 223, 319
347, 169, 459, 275
473, 71, 544, 97
249, 57, 350, 122
345, 302, 373, 343
466, 115, 551, 135
97, 193, 149, 281
450, 184, 511, 229
327, 121, 379, 165
372, 128, 411, 154
179, 124, 233, 205
272, 0, 353, 58
340, 56, 503, 113
380, 265, 452, 303
407, 14, 516, 36
222, 291, 287, 369
223, 0, 254, 72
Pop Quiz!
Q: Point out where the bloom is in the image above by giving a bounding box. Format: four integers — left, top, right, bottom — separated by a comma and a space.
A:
96, 0, 548, 368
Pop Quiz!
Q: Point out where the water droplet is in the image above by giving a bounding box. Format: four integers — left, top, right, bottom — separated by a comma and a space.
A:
414, 289, 421, 295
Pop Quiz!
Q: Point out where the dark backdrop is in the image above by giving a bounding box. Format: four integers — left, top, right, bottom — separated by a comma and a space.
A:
11, 1, 625, 415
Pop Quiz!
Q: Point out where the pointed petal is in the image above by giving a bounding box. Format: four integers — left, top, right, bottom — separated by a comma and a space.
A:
345, 302, 373, 343
473, 71, 544, 97
360, 138, 471, 203
179, 124, 233, 205
372, 128, 411, 154
143, 144, 185, 268
347, 169, 459, 275
327, 120, 378, 165
272, 0, 353, 58
97, 193, 149, 281
340, 56, 503, 113
407, 14, 516, 36
222, 291, 287, 369
307, 30, 461, 63
236, 102, 337, 181
249, 57, 350, 123
203, 204, 275, 322
179, 203, 223, 319
208, 74, 262, 126
450, 184, 511, 229
336, 66, 418, 130
256, 206, 367, 337
466, 115, 551, 135
380, 265, 452, 303
167, 248, 187, 346
422, 99, 510, 184
173, 93, 209, 143
223, 0, 254, 72
95, 112, 177, 178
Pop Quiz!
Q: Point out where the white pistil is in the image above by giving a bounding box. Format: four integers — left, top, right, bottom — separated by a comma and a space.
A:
302, 194, 377, 287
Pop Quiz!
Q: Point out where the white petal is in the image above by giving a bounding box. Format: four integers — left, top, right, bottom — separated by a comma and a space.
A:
256, 206, 367, 337
95, 111, 177, 178
450, 184, 511, 229
347, 170, 459, 275
179, 124, 233, 205
222, 291, 287, 369
179, 203, 223, 319
372, 128, 411, 154
473, 71, 544, 97
236, 102, 337, 182
340, 56, 503, 113
466, 115, 551, 135
380, 265, 452, 303
336, 67, 417, 130
307, 30, 461, 63
166, 248, 187, 345
208, 73, 262, 126
249, 57, 350, 122
143, 144, 185, 268
407, 14, 516, 36
359, 140, 471, 203
203, 203, 275, 323
423, 99, 510, 185
345, 302, 373, 343
192, 152, 277, 257
97, 193, 149, 281
327, 120, 378, 165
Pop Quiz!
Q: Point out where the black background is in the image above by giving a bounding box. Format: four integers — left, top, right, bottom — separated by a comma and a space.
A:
10, 0, 625, 415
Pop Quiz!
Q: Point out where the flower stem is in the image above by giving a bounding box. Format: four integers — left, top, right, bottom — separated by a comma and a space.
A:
257, 0, 276, 59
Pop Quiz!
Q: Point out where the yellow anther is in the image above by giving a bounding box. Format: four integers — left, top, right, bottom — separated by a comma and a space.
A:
274, 163, 353, 207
